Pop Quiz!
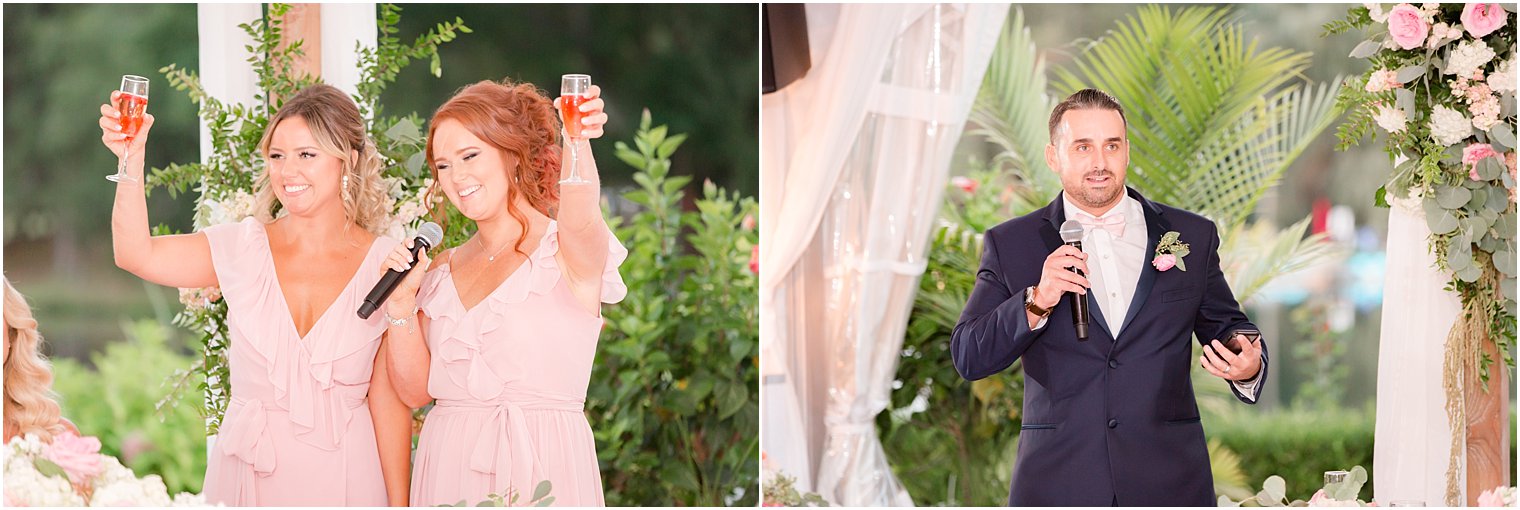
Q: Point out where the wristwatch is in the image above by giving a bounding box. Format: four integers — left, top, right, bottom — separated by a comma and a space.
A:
1025, 286, 1053, 319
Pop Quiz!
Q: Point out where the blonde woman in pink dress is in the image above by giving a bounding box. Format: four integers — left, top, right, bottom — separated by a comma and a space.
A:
100, 85, 414, 506
378, 78, 624, 507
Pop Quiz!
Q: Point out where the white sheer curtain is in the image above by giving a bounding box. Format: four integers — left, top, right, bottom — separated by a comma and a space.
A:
1373, 193, 1463, 507
760, 4, 1007, 506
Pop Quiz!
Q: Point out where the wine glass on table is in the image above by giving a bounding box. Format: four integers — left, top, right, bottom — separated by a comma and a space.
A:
108, 75, 149, 183
559, 74, 591, 185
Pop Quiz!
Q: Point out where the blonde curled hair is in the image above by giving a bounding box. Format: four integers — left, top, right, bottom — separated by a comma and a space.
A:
3, 277, 66, 442
253, 84, 390, 235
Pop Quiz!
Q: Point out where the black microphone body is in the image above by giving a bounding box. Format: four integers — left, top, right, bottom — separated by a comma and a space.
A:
1066, 238, 1090, 341
1057, 219, 1090, 341
358, 223, 444, 319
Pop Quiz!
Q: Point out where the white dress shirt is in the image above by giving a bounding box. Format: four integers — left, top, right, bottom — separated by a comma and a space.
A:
1031, 193, 1260, 400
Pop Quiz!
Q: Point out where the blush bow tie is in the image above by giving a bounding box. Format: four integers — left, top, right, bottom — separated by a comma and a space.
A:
1073, 212, 1126, 237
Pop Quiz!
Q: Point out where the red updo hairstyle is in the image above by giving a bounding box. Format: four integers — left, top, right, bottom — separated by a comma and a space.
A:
425, 78, 562, 256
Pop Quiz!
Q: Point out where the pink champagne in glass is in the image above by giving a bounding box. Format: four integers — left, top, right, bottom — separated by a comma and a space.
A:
108, 75, 149, 182
559, 74, 591, 184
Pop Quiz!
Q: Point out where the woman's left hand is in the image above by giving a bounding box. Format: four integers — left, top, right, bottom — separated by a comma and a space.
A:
556, 85, 608, 140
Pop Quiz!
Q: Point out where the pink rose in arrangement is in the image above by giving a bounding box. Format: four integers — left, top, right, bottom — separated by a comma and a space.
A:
42, 433, 104, 484
950, 176, 979, 194
1464, 143, 1499, 180
1386, 4, 1430, 50
749, 245, 760, 275
1462, 3, 1509, 38
1152, 254, 1176, 272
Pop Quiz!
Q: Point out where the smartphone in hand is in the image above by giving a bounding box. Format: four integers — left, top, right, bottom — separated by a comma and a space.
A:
1222, 329, 1260, 355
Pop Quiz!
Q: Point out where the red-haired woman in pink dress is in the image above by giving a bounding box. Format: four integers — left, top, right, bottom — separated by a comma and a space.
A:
378, 78, 624, 506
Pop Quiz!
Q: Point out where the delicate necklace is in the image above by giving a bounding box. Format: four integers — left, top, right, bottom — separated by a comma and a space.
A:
474, 235, 513, 262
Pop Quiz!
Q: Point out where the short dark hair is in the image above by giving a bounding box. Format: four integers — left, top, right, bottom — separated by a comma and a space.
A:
1048, 88, 1127, 143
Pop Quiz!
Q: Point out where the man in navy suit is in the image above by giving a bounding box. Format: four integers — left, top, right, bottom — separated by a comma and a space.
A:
949, 88, 1268, 506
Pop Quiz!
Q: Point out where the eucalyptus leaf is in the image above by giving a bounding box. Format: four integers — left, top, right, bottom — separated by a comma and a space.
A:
1503, 276, 1517, 303
1350, 39, 1381, 58
1495, 249, 1517, 276
1468, 188, 1490, 209
1447, 244, 1472, 272
1456, 262, 1482, 282
1477, 158, 1503, 180
532, 480, 552, 502
1496, 211, 1516, 240
1429, 209, 1460, 235
1394, 64, 1427, 83
1435, 185, 1471, 210
1490, 122, 1516, 152
1483, 184, 1507, 212
1396, 88, 1416, 119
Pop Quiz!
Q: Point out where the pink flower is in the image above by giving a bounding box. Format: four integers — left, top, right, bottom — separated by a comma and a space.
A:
1462, 3, 1509, 38
950, 176, 979, 194
43, 432, 104, 484
1475, 486, 1515, 507
1365, 69, 1402, 92
1387, 4, 1431, 50
741, 214, 756, 231
1309, 489, 1329, 506
749, 245, 760, 275
1464, 143, 1499, 180
1152, 254, 1176, 272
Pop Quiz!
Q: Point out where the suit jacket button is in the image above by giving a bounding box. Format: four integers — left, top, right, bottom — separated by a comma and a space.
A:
1108, 419, 1119, 428
1108, 359, 1118, 369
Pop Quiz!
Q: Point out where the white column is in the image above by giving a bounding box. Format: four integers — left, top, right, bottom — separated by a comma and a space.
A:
195, 2, 263, 462
319, 3, 378, 98
196, 4, 262, 163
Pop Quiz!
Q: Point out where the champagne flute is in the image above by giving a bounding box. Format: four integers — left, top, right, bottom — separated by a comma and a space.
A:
559, 74, 591, 185
108, 75, 149, 183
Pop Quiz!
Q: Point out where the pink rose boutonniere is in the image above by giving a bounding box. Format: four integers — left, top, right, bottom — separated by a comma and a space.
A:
1153, 231, 1190, 272
1386, 3, 1430, 50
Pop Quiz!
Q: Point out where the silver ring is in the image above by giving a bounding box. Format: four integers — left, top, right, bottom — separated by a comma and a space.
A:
1223, 365, 1232, 373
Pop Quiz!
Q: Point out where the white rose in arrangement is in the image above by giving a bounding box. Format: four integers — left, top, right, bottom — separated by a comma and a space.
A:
1429, 105, 1474, 146
1491, 58, 1516, 95
1444, 39, 1498, 79
1373, 105, 1409, 133
90, 474, 174, 507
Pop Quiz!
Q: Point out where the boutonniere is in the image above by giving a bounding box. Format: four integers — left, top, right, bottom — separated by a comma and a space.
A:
1152, 231, 1190, 272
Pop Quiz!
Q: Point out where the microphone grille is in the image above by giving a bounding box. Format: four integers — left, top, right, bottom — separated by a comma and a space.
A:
1058, 219, 1085, 243
417, 222, 445, 247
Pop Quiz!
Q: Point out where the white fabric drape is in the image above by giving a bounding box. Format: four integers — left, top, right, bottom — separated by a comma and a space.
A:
1373, 193, 1463, 506
760, 4, 1008, 506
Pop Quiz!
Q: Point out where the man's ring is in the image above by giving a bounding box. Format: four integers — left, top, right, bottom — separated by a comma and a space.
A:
1223, 365, 1232, 373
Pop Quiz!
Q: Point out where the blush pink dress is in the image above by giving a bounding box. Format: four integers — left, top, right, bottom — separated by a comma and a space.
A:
409, 221, 627, 507
200, 217, 394, 506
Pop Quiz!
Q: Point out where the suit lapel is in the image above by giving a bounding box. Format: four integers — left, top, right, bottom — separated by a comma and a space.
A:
1041, 193, 1115, 343
1117, 187, 1172, 336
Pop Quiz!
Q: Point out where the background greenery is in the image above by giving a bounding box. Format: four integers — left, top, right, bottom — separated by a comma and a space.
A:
4, 4, 757, 506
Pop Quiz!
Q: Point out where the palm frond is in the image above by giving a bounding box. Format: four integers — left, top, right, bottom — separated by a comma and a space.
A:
967, 7, 1062, 206
1050, 5, 1339, 227
1221, 215, 1347, 305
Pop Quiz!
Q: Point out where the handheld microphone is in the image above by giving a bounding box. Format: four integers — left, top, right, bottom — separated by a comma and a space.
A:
358, 222, 444, 319
1058, 219, 1089, 341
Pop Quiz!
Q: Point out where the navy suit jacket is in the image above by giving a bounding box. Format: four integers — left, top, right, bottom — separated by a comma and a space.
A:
949, 187, 1267, 506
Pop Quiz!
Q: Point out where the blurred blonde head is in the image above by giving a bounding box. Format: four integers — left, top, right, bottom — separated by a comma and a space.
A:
253, 84, 390, 234
3, 277, 65, 442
